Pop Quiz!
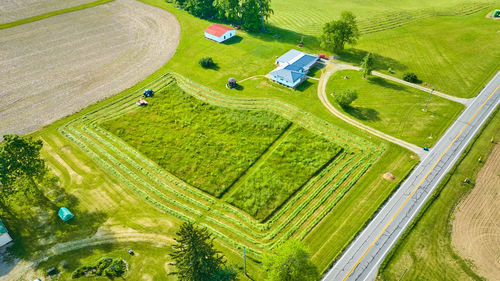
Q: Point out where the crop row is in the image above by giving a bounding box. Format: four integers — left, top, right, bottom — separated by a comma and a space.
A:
58, 73, 382, 259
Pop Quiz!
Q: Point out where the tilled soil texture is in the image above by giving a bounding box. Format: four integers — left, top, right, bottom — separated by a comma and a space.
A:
0, 0, 180, 137
452, 143, 500, 281
0, 0, 96, 24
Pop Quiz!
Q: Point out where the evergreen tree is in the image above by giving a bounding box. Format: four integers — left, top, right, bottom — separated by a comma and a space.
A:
170, 222, 237, 281
360, 52, 374, 78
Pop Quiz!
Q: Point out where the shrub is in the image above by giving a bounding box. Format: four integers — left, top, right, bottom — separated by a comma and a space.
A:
334, 89, 358, 107
199, 57, 214, 68
402, 72, 419, 83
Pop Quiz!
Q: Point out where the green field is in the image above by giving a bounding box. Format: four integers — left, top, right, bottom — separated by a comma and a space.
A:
326, 70, 464, 147
7, 0, 498, 279
101, 82, 291, 197
269, 0, 500, 98
227, 126, 341, 221
377, 109, 500, 281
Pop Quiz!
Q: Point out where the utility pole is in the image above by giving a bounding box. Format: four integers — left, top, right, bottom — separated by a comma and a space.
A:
258, 0, 266, 32
423, 88, 434, 112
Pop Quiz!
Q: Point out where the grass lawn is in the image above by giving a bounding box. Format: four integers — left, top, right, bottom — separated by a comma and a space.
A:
326, 70, 464, 147
377, 109, 500, 281
35, 243, 176, 280
101, 82, 291, 197
269, 0, 500, 98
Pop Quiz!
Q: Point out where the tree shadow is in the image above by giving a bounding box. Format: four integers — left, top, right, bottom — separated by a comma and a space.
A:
338, 49, 407, 72
367, 76, 408, 91
245, 24, 321, 49
202, 63, 220, 71
343, 106, 381, 121
223, 35, 243, 45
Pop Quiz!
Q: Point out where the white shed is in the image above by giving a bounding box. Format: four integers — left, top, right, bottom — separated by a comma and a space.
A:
204, 24, 235, 43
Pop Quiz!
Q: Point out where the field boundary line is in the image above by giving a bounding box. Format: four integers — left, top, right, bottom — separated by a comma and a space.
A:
0, 0, 115, 30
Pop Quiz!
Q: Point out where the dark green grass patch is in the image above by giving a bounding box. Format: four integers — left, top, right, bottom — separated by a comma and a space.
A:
101, 82, 291, 197
227, 126, 342, 221
326, 70, 464, 147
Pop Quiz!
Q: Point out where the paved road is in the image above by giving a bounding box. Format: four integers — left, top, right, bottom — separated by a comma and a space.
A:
318, 63, 426, 158
322, 70, 500, 281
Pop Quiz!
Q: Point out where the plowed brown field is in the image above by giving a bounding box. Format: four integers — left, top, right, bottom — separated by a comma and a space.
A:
0, 0, 180, 137
452, 143, 500, 281
0, 0, 95, 24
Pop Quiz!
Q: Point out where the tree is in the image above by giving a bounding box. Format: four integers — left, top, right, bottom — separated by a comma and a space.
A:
184, 0, 217, 18
199, 57, 215, 68
240, 0, 273, 31
320, 11, 359, 52
213, 0, 240, 22
402, 72, 419, 83
334, 89, 358, 107
0, 135, 46, 187
360, 52, 374, 78
170, 222, 237, 281
263, 240, 319, 281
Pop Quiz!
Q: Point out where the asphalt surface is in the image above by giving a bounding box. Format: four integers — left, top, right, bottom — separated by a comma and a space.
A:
323, 70, 500, 281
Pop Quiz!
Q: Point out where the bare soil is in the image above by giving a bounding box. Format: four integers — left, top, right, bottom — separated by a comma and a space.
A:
0, 0, 180, 137
452, 143, 500, 281
0, 0, 96, 24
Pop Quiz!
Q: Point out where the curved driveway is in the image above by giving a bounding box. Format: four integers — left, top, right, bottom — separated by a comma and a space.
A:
317, 62, 425, 157
322, 70, 500, 281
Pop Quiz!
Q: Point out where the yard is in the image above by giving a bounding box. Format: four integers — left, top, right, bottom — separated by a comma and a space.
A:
326, 70, 464, 147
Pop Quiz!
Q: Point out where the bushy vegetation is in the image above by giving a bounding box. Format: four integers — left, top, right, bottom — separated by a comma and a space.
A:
199, 57, 215, 68
320, 11, 359, 52
101, 82, 291, 197
72, 257, 127, 279
174, 0, 272, 31
228, 126, 341, 221
402, 72, 419, 83
334, 89, 358, 107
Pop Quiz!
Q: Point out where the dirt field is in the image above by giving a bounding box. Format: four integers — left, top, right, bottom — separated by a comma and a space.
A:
452, 143, 500, 281
0, 0, 96, 24
0, 0, 180, 137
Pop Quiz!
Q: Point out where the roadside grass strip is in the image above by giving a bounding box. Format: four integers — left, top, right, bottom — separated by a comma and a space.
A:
58, 73, 384, 259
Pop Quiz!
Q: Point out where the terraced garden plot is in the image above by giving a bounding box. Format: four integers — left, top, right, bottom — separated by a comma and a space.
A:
101, 83, 291, 197
227, 126, 342, 221
0, 0, 179, 137
58, 72, 383, 260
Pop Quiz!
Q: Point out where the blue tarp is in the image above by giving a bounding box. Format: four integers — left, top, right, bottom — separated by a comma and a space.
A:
58, 207, 74, 222
0, 221, 7, 234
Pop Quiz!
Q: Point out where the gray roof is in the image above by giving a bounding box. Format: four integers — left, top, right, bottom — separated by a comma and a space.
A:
270, 68, 305, 84
276, 49, 303, 64
292, 54, 318, 71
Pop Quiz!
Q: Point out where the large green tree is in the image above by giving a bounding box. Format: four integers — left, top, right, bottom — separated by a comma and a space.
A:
0, 134, 50, 213
263, 240, 319, 281
213, 0, 240, 22
184, 0, 217, 19
239, 0, 273, 31
360, 52, 374, 78
170, 222, 237, 281
320, 11, 360, 52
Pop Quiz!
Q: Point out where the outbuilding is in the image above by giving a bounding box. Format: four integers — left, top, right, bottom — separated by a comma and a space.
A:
204, 24, 235, 43
0, 220, 12, 247
58, 207, 74, 222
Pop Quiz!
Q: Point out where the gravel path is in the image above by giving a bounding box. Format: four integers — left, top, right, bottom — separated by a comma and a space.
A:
0, 0, 180, 138
317, 61, 425, 158
452, 142, 500, 281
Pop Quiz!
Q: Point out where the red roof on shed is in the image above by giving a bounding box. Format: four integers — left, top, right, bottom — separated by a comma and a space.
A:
204, 24, 234, 37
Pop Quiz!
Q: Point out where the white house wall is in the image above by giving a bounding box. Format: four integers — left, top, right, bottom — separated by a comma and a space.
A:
204, 30, 235, 43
